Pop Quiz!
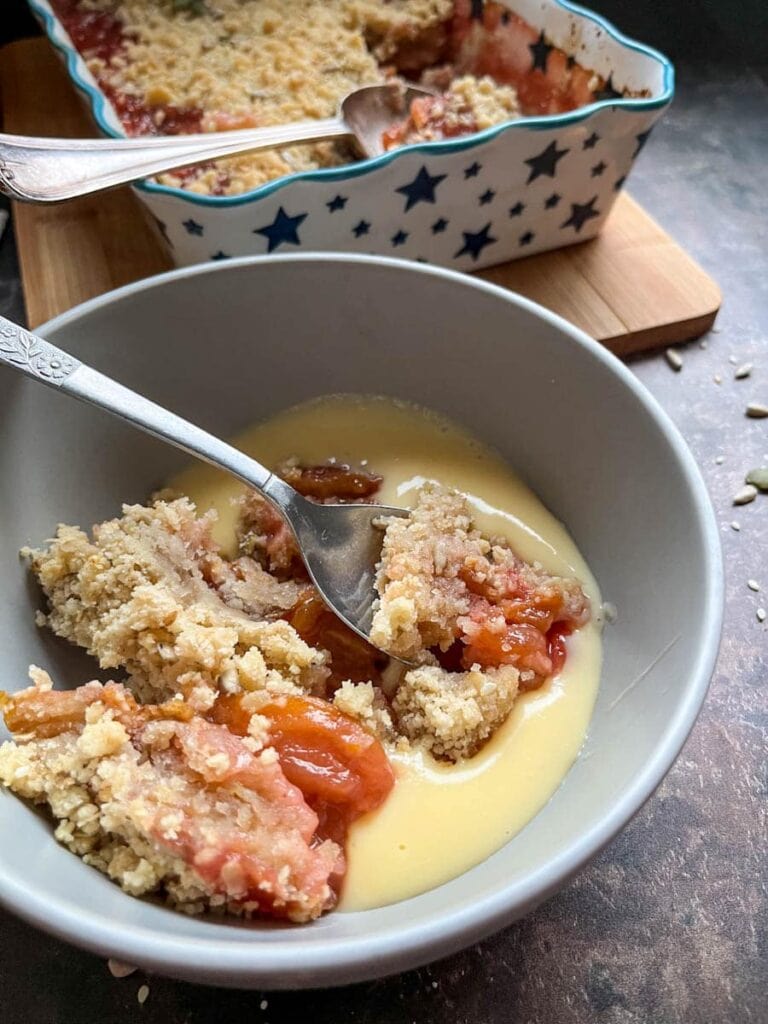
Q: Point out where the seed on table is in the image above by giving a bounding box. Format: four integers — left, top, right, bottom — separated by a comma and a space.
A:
733, 485, 758, 505
746, 401, 768, 418
714, 374, 723, 384
730, 521, 741, 531
665, 348, 683, 371
715, 455, 725, 465
745, 467, 768, 491
699, 340, 708, 350
107, 959, 137, 979
747, 579, 761, 592
735, 363, 753, 379
757, 608, 767, 623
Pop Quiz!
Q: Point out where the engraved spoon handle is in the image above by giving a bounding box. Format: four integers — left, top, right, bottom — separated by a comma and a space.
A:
0, 119, 348, 202
0, 314, 287, 500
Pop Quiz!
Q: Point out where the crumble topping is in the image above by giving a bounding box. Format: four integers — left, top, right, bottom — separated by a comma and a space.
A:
0, 673, 342, 921
4, 461, 591, 920
24, 498, 326, 709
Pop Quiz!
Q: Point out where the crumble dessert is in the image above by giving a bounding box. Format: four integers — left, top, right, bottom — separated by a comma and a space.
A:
1, 457, 590, 920
48, 0, 631, 195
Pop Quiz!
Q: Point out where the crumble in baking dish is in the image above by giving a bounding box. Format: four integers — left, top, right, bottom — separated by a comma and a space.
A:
48, 0, 634, 195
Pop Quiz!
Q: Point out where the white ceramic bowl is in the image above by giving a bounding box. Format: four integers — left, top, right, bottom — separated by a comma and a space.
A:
28, 0, 673, 269
0, 255, 721, 988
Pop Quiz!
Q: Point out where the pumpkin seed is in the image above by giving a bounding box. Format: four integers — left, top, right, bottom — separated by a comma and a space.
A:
745, 467, 768, 491
733, 485, 758, 506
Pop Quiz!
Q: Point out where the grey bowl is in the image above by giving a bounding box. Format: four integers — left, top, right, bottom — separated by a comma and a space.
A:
0, 255, 721, 988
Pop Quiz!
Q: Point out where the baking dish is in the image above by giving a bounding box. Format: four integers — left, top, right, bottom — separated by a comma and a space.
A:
27, 0, 674, 270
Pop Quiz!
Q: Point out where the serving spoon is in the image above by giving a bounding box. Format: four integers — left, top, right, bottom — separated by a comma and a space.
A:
0, 314, 409, 649
0, 83, 431, 203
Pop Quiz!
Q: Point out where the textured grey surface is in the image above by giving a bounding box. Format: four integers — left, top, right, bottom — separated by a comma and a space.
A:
0, 66, 766, 1022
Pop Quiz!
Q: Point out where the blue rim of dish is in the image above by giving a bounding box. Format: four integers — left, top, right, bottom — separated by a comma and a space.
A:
27, 0, 675, 209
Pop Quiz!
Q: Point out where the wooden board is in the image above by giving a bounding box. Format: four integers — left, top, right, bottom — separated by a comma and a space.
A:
1, 38, 721, 352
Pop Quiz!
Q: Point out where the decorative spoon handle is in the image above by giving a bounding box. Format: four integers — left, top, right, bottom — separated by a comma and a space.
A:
0, 119, 348, 202
0, 313, 278, 495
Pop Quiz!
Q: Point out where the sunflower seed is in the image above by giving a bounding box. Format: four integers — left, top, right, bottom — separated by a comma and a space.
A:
747, 579, 761, 592
746, 401, 768, 418
757, 608, 767, 623
733, 485, 758, 505
745, 467, 768, 491
665, 348, 683, 371
735, 363, 753, 379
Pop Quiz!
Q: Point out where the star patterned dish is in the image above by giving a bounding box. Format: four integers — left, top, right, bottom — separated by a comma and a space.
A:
27, 0, 673, 270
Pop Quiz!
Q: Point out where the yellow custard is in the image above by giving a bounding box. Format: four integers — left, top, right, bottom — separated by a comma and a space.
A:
170, 396, 602, 911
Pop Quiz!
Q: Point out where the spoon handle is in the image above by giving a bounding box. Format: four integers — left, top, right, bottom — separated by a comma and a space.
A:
0, 314, 282, 497
0, 118, 348, 202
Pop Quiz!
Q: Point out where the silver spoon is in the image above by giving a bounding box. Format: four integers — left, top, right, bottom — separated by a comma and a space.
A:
0, 314, 408, 649
0, 83, 431, 203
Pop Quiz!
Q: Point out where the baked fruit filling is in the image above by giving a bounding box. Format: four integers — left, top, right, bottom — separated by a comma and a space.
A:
1, 460, 589, 920
48, 0, 633, 196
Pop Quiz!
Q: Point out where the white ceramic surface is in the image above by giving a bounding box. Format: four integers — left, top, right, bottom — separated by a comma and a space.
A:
27, 0, 673, 268
0, 255, 721, 988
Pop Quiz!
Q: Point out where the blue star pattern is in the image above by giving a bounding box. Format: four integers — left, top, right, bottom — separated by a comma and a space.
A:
455, 223, 497, 261
594, 74, 622, 102
634, 130, 652, 156
326, 194, 348, 212
254, 206, 308, 252
396, 166, 447, 211
529, 31, 553, 73
166, 103, 662, 272
525, 141, 569, 183
152, 217, 173, 248
561, 197, 600, 233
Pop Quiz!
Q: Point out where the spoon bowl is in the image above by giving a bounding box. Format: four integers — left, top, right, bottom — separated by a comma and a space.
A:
0, 84, 433, 203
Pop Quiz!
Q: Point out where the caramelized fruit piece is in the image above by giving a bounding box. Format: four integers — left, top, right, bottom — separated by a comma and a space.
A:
288, 590, 387, 687
261, 696, 395, 815
213, 694, 394, 819
281, 463, 382, 501
2, 681, 191, 739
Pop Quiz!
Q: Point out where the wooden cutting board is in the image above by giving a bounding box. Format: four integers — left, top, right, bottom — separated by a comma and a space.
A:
1, 38, 720, 353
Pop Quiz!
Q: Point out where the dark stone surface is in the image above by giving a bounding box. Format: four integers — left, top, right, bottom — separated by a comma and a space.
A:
1, 7, 767, 1021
